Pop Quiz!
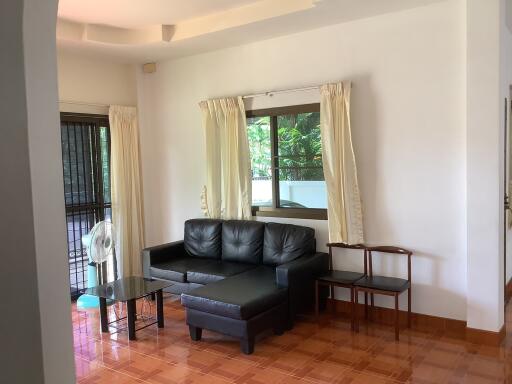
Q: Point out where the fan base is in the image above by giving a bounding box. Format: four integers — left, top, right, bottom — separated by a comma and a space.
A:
77, 294, 114, 310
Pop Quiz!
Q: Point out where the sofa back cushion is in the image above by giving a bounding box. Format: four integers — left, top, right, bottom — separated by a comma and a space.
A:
263, 222, 315, 266
222, 220, 265, 264
184, 219, 223, 259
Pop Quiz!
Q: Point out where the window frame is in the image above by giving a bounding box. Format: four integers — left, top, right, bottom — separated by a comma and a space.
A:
246, 103, 327, 220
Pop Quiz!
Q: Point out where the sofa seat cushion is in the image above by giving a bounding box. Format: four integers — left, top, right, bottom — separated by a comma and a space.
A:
186, 261, 256, 285
150, 257, 216, 283
181, 266, 287, 320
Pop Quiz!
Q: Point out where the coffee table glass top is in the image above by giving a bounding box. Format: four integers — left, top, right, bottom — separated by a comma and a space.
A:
85, 276, 172, 302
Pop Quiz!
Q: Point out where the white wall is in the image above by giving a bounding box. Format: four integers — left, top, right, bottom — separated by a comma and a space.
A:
465, 0, 511, 332
1, 1, 46, 382
138, 0, 468, 321
25, 2, 77, 381
0, 0, 75, 382
57, 50, 137, 114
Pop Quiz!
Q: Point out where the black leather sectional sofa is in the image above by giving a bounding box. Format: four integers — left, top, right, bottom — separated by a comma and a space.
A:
142, 219, 328, 354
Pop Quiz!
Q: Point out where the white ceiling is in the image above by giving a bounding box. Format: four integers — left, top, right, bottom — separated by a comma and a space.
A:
57, 0, 447, 63
58, 0, 260, 28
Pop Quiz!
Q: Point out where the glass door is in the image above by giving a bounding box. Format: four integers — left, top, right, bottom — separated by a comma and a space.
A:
60, 113, 113, 299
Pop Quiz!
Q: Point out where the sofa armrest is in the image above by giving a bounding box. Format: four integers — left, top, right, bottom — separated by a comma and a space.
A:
275, 252, 329, 319
276, 252, 329, 286
142, 240, 185, 278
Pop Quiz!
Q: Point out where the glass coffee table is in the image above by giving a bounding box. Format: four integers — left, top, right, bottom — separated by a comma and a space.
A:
85, 276, 172, 340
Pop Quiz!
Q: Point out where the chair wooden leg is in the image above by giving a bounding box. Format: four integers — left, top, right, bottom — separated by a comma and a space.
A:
394, 294, 400, 341
408, 288, 412, 328
350, 288, 355, 331
330, 285, 335, 313
354, 288, 359, 332
315, 280, 319, 320
364, 292, 368, 319
370, 293, 375, 321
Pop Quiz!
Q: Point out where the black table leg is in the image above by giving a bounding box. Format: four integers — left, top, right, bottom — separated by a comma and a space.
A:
156, 289, 164, 328
127, 299, 136, 340
99, 297, 108, 333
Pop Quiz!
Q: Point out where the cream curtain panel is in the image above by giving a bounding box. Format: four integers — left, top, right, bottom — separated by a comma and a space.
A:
109, 106, 145, 277
199, 97, 252, 220
320, 82, 364, 244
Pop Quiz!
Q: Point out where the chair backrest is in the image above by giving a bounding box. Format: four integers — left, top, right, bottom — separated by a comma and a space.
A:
326, 242, 367, 273
366, 246, 413, 282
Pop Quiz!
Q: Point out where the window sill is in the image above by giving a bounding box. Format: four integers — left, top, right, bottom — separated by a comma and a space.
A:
252, 207, 327, 221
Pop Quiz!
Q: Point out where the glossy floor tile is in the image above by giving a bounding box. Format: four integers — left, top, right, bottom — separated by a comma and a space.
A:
73, 295, 512, 383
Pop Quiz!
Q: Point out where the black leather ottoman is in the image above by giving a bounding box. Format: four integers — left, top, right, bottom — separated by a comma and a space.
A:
181, 266, 288, 354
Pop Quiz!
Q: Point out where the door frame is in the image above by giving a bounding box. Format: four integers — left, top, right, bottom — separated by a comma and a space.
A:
504, 86, 512, 303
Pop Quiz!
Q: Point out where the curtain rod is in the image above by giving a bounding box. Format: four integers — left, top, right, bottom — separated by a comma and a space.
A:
59, 100, 109, 108
242, 82, 352, 99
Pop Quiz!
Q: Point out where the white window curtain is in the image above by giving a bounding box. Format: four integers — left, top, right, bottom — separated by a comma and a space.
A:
199, 97, 252, 220
320, 82, 364, 244
109, 105, 145, 277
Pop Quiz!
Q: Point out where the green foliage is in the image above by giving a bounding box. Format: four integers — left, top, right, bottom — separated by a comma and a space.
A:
247, 116, 271, 178
277, 112, 323, 181
99, 127, 111, 203
247, 112, 324, 181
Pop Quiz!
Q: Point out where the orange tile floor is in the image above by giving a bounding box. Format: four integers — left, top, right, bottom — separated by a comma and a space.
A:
73, 295, 512, 383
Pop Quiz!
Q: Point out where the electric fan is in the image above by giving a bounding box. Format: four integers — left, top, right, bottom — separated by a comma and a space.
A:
76, 221, 116, 310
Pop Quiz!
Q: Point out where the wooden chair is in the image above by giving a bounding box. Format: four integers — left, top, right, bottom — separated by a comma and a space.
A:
354, 246, 413, 341
315, 243, 368, 330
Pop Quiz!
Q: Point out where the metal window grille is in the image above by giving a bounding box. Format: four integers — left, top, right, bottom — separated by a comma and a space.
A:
60, 113, 112, 299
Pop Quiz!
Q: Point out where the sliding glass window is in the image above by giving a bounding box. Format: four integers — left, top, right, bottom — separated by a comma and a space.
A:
247, 104, 327, 220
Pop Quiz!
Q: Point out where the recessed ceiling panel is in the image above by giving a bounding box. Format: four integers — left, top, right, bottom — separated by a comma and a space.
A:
57, 0, 448, 62
58, 0, 260, 28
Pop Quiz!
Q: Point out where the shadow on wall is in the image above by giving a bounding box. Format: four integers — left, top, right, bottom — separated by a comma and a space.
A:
348, 73, 389, 242
332, 246, 466, 320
